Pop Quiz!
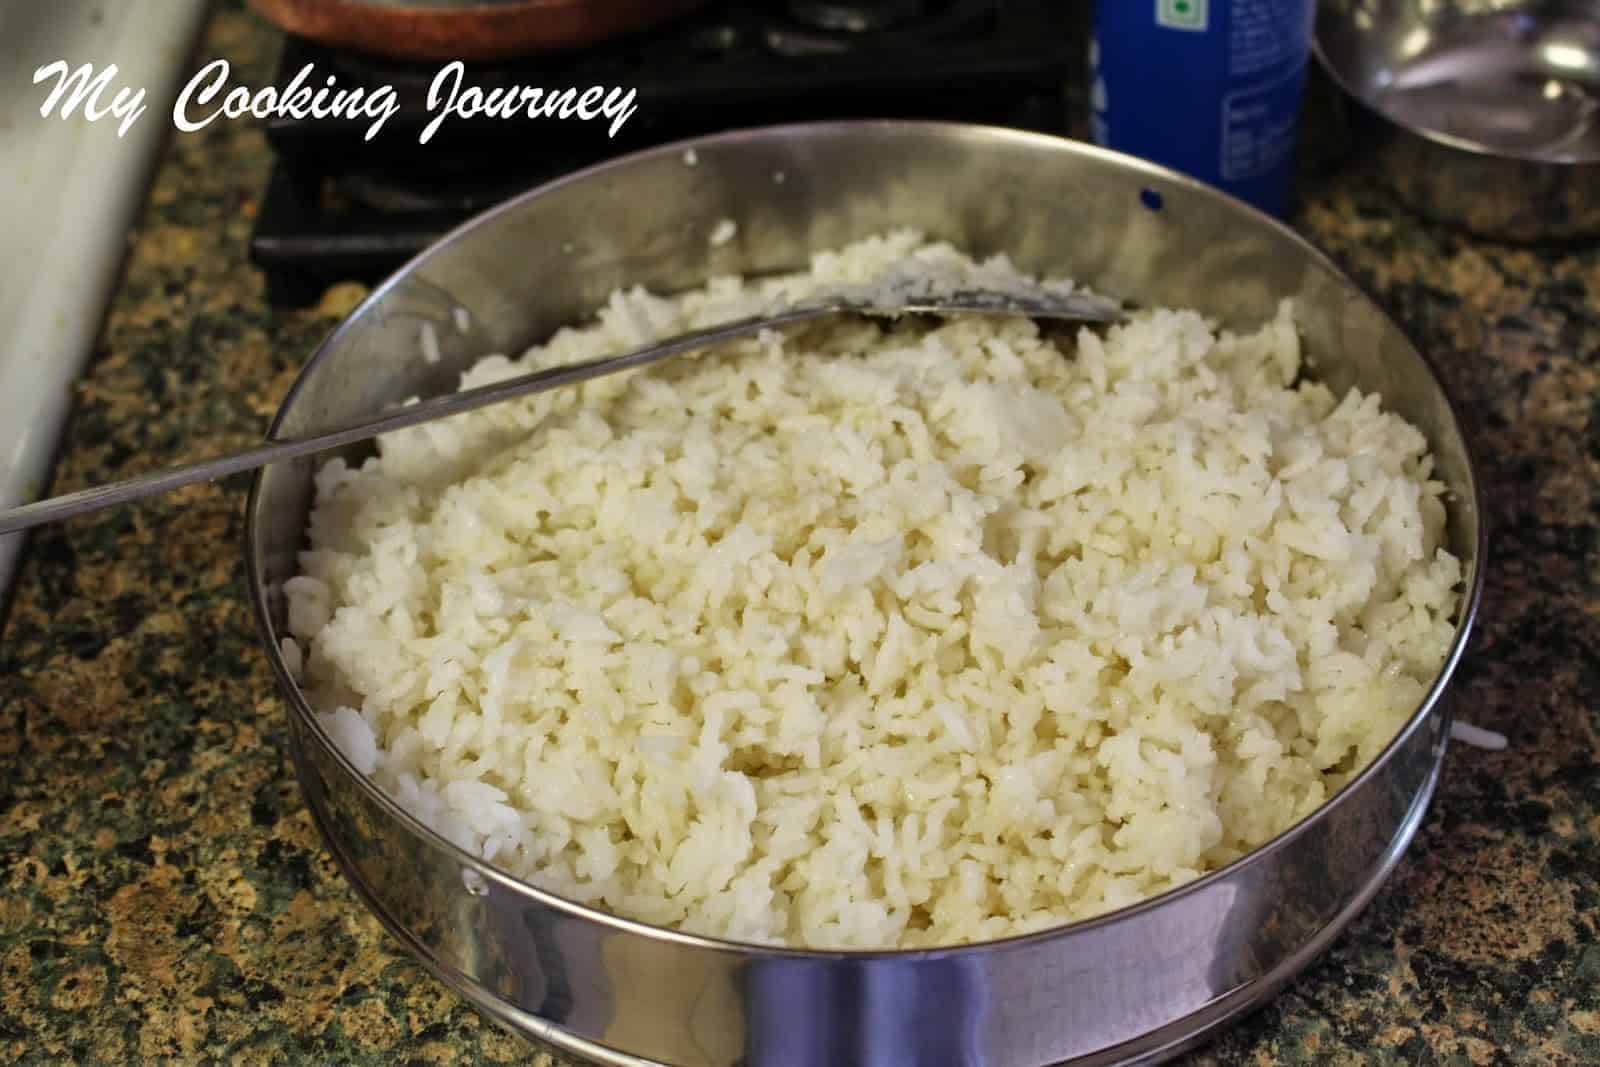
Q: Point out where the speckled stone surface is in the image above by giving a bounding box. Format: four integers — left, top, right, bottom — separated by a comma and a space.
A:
1, 6, 1596, 1065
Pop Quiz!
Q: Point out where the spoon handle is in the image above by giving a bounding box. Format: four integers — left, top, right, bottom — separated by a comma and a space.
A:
0, 308, 822, 536
0, 287, 1121, 537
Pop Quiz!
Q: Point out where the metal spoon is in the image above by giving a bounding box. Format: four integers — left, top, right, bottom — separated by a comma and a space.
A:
0, 286, 1122, 535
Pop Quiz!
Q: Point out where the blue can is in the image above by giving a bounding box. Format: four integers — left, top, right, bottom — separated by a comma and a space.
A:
1090, 0, 1316, 217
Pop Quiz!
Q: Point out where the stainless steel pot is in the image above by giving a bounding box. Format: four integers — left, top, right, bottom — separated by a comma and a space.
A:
1315, 0, 1600, 242
246, 121, 1486, 1067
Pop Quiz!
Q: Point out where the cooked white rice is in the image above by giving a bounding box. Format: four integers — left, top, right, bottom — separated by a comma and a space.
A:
285, 231, 1461, 949
419, 320, 441, 365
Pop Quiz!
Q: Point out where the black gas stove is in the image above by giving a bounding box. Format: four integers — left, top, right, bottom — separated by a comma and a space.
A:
249, 0, 1086, 304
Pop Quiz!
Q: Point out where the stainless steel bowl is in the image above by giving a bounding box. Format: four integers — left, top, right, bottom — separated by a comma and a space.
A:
246, 121, 1486, 1067
1316, 0, 1600, 241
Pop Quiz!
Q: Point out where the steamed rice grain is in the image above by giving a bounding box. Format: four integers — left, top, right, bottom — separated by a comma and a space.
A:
286, 231, 1461, 949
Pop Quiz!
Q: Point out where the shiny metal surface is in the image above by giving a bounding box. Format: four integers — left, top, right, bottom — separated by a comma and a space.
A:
0, 286, 1118, 536
1317, 0, 1600, 240
245, 121, 1486, 1067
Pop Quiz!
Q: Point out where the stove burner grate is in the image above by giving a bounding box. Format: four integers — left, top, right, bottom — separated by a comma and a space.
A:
249, 0, 1085, 304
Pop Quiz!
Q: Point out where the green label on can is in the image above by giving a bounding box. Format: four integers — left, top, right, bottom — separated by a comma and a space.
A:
1157, 0, 1209, 31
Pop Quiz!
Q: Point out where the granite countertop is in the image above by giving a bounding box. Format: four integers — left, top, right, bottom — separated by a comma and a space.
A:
2, 6, 1597, 1065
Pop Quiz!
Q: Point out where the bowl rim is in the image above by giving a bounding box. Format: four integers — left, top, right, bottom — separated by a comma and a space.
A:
245, 117, 1488, 961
